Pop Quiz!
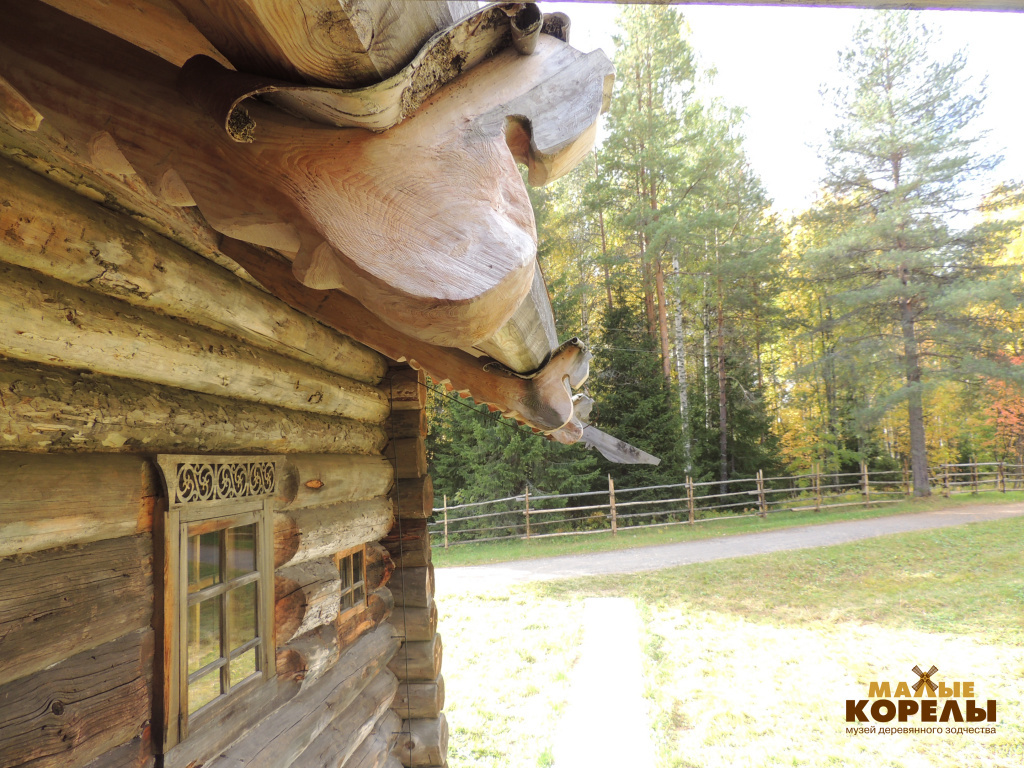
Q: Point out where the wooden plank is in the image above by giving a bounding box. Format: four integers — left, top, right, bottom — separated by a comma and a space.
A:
0, 361, 388, 456
208, 624, 400, 768
387, 635, 442, 683
0, 629, 153, 768
0, 454, 156, 557
390, 476, 435, 521
274, 498, 395, 569
392, 715, 448, 768
0, 156, 386, 385
293, 669, 399, 768
277, 455, 395, 511
0, 535, 152, 687
385, 437, 428, 480
0, 261, 389, 424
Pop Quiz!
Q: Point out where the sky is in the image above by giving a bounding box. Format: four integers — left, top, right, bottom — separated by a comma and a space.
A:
543, 2, 1024, 217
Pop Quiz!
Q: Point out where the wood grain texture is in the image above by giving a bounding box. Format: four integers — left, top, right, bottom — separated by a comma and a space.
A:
275, 559, 342, 646
0, 74, 42, 131
384, 368, 426, 412
80, 734, 155, 768
208, 624, 400, 768
293, 668, 399, 768
339, 587, 395, 653
390, 475, 434, 521
382, 519, 432, 569
0, 361, 388, 456
0, 454, 156, 557
385, 409, 428, 440
277, 455, 395, 511
388, 565, 434, 609
389, 603, 438, 644
0, 629, 153, 768
391, 715, 448, 768
342, 709, 402, 768
0, 156, 386, 385
392, 677, 444, 720
387, 635, 442, 683
0, 261, 388, 424
274, 498, 395, 569
0, 535, 152, 687
385, 437, 428, 480
365, 543, 396, 593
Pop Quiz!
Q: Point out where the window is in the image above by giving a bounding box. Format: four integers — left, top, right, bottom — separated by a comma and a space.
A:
337, 545, 366, 614
157, 455, 281, 754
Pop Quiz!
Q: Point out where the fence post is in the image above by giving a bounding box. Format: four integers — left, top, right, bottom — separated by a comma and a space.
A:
524, 486, 531, 539
999, 461, 1006, 493
443, 494, 449, 550
943, 463, 950, 498
608, 474, 617, 536
814, 463, 822, 512
756, 469, 767, 518
861, 461, 870, 504
686, 476, 695, 524
971, 457, 979, 494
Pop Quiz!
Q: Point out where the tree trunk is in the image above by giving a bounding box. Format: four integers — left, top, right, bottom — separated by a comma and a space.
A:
655, 259, 671, 380
900, 296, 931, 496
671, 256, 691, 470
717, 275, 728, 486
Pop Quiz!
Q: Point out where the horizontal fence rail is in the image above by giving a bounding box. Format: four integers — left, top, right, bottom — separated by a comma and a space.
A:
430, 461, 1024, 548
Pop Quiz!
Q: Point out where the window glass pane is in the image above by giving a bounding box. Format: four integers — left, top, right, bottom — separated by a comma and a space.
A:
188, 531, 221, 593
188, 598, 221, 675
230, 648, 259, 688
352, 550, 363, 583
226, 524, 257, 580
340, 554, 352, 589
189, 670, 221, 714
354, 584, 365, 605
227, 582, 258, 652
341, 588, 353, 611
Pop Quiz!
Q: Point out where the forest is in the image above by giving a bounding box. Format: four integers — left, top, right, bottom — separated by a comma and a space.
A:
427, 7, 1024, 508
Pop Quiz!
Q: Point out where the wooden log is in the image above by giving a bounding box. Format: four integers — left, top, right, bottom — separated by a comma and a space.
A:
0, 156, 386, 385
0, 454, 156, 557
276, 623, 338, 688
382, 519, 432, 569
0, 261, 389, 423
385, 368, 426, 412
339, 587, 395, 654
0, 360, 388, 456
342, 709, 403, 768
274, 497, 395, 569
392, 715, 449, 768
209, 624, 400, 768
392, 677, 444, 720
387, 635, 442, 683
276, 455, 395, 510
275, 559, 342, 646
385, 409, 428, 440
293, 669, 399, 768
0, 73, 42, 131
386, 437, 428, 480
0, 534, 152, 687
0, 629, 153, 768
366, 543, 396, 592
390, 475, 435, 522
388, 565, 435, 609
474, 268, 558, 375
81, 734, 155, 768
389, 603, 438, 643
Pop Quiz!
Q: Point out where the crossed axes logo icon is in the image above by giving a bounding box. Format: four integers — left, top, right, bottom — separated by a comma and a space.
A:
912, 665, 939, 695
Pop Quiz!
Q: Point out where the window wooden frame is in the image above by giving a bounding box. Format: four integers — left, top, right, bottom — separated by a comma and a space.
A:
335, 544, 367, 617
156, 455, 281, 755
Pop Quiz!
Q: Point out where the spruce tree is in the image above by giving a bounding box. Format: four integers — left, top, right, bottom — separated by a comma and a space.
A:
808, 11, 1020, 496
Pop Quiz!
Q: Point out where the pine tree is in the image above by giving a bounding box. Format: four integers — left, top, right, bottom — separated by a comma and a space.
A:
806, 11, 1021, 496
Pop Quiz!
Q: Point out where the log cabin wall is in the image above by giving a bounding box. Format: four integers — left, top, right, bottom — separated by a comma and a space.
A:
0, 158, 407, 768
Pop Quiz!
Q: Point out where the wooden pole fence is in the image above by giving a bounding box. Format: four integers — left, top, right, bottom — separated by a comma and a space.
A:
443, 494, 448, 550
686, 476, 695, 524
524, 486, 531, 539
608, 474, 617, 536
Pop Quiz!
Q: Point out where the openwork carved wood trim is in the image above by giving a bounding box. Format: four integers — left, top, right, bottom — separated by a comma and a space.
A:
157, 455, 281, 510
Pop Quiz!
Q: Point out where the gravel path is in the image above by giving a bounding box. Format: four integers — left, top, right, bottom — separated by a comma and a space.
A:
435, 502, 1024, 596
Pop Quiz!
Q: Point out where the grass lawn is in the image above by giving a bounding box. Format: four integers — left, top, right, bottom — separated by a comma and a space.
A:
436, 514, 1024, 768
432, 491, 1024, 568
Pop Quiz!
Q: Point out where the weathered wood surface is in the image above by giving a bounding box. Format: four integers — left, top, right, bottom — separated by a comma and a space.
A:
80, 734, 155, 768
386, 437, 428, 480
0, 73, 42, 131
277, 455, 394, 511
275, 559, 342, 646
173, 0, 474, 88
0, 157, 386, 385
388, 565, 434, 609
208, 625, 400, 768
293, 668, 398, 768
392, 677, 444, 720
0, 261, 389, 423
0, 535, 152, 687
384, 368, 426, 412
339, 588, 395, 652
390, 603, 438, 643
474, 267, 558, 374
392, 715, 449, 768
0, 629, 153, 768
387, 635, 442, 683
385, 409, 427, 440
342, 709, 402, 768
274, 498, 395, 569
365, 543, 396, 592
0, 454, 156, 557
382, 519, 432, 569
0, 361, 388, 456
390, 475, 435, 521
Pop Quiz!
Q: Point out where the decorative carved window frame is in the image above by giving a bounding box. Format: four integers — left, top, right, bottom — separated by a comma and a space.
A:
156, 455, 281, 754
336, 544, 367, 618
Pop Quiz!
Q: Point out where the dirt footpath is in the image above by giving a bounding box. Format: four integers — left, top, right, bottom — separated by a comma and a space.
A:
435, 502, 1024, 596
